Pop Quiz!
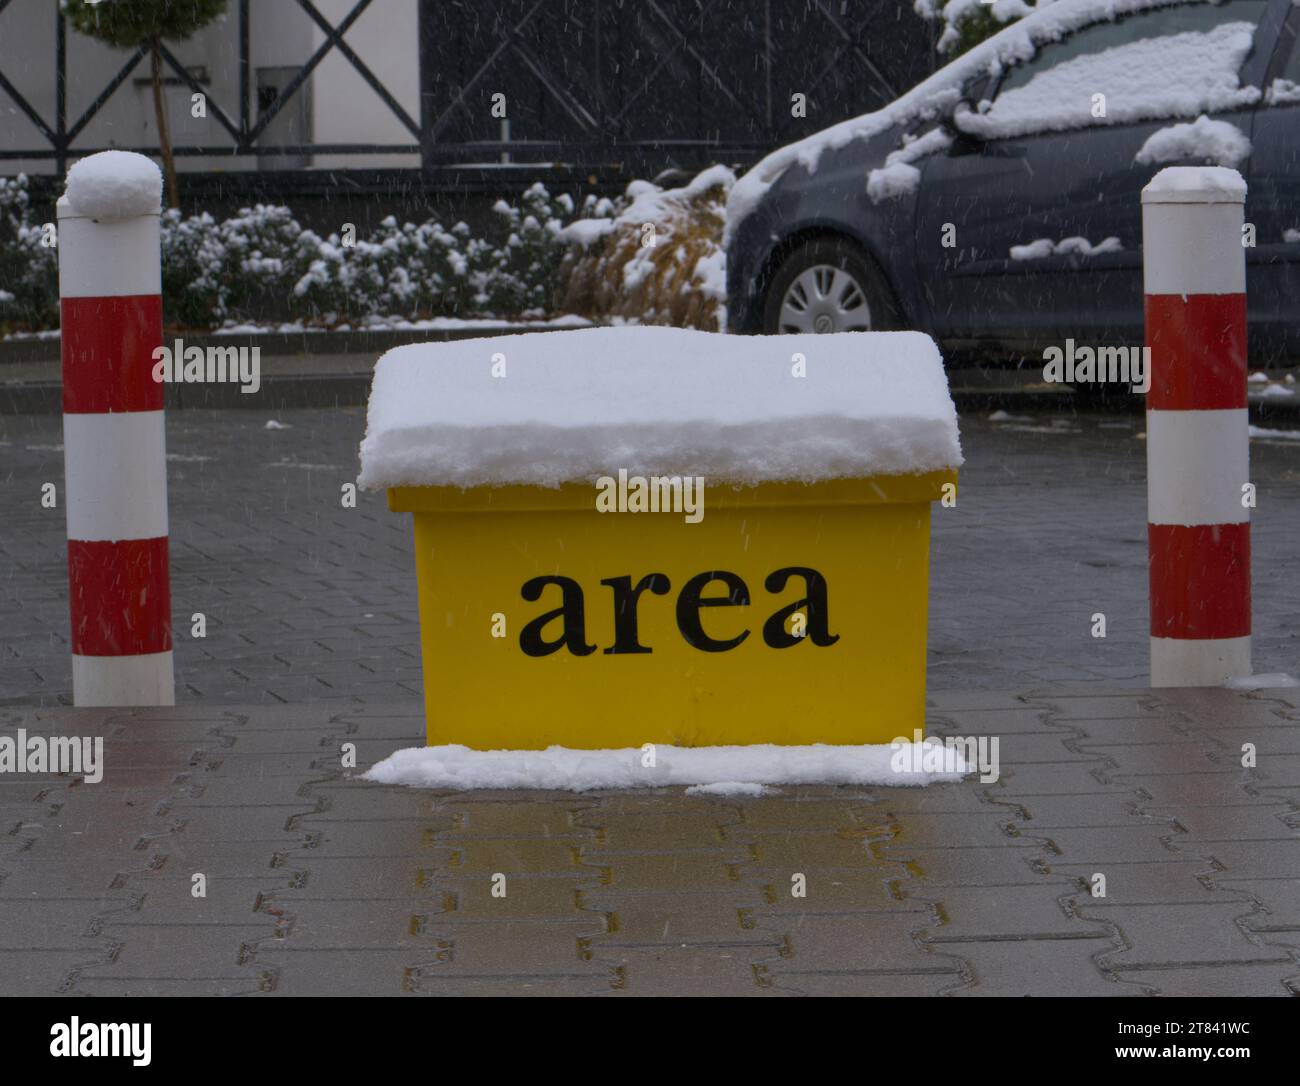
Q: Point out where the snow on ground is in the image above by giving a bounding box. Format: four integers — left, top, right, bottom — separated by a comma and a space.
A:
995, 418, 1080, 434
363, 739, 970, 793
1224, 673, 1300, 690
1249, 425, 1300, 442
726, 0, 1253, 244
64, 150, 162, 220
3, 316, 593, 343
1135, 115, 1252, 168
1010, 236, 1121, 260
358, 326, 963, 490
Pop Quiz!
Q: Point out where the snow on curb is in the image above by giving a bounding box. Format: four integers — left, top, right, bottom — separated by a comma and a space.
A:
1223, 673, 1300, 690
1248, 425, 1300, 442
362, 740, 970, 793
64, 150, 162, 220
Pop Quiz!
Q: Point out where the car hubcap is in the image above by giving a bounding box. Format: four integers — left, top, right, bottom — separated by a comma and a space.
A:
779, 264, 872, 334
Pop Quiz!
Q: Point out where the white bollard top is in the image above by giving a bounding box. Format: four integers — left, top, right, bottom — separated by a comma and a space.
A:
1142, 166, 1246, 205
62, 150, 163, 220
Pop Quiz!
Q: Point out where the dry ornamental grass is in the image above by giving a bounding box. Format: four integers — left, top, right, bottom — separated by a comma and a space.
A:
557, 166, 734, 332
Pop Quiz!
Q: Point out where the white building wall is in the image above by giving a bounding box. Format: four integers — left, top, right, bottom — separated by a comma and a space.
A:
310, 0, 420, 170
0, 0, 419, 178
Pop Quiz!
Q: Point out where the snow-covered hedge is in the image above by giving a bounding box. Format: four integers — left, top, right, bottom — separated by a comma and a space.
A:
0, 176, 613, 334
0, 168, 738, 336
916, 0, 1049, 57
0, 175, 58, 331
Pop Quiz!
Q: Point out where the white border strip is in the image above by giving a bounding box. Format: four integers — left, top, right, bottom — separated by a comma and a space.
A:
1146, 409, 1249, 526
1142, 202, 1245, 296
1151, 636, 1250, 688
56, 209, 161, 298
72, 651, 175, 707
63, 411, 169, 541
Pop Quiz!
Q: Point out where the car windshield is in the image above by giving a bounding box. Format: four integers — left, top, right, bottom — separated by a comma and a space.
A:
960, 0, 1268, 139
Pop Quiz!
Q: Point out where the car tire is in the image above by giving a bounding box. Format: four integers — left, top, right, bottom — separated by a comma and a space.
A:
760, 237, 900, 336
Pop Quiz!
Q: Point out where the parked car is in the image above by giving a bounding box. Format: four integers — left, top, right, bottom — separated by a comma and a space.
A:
726, 0, 1300, 364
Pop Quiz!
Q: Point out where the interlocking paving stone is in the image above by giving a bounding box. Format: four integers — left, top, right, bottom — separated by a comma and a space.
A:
917, 883, 1108, 941
1190, 839, 1300, 879
1, 690, 1296, 995
0, 951, 116, 996
408, 971, 612, 997
1029, 825, 1189, 864
940, 939, 1147, 997
766, 971, 962, 996
998, 791, 1151, 827
873, 844, 1065, 886
1113, 963, 1299, 997
1089, 902, 1290, 968
422, 920, 606, 972
1150, 804, 1297, 841
440, 876, 588, 919
1051, 861, 1243, 906
83, 923, 272, 976
591, 947, 772, 995
987, 762, 1131, 796
750, 868, 920, 912
1215, 879, 1300, 926
755, 911, 949, 973
582, 892, 777, 947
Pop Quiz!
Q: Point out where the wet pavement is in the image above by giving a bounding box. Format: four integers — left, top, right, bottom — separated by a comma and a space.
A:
2, 405, 1298, 704
1, 686, 1296, 996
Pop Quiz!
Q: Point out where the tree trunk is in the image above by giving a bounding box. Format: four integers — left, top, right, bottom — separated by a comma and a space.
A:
149, 39, 180, 209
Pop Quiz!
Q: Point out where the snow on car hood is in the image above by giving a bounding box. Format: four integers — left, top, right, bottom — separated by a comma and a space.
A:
725, 0, 1248, 244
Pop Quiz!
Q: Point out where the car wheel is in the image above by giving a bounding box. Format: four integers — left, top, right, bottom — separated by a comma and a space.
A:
761, 237, 899, 335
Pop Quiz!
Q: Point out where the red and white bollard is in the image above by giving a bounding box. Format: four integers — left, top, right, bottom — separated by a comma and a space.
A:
1142, 166, 1250, 687
58, 152, 174, 705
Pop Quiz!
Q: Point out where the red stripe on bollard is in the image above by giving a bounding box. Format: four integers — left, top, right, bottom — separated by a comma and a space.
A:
60, 295, 164, 414
67, 537, 173, 656
1144, 293, 1247, 411
1148, 522, 1251, 641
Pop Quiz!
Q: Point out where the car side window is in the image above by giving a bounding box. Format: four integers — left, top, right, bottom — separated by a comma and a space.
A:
959, 0, 1269, 140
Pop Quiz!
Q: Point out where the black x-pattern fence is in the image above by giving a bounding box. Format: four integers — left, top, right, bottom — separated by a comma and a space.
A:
0, 0, 936, 191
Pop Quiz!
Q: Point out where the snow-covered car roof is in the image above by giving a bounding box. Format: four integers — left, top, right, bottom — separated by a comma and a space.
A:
725, 0, 1255, 242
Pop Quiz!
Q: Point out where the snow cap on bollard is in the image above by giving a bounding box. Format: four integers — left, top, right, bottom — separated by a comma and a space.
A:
58, 150, 173, 706
1140, 165, 1249, 688
63, 150, 162, 221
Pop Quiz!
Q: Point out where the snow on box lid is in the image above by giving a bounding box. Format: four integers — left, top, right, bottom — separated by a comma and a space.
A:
357, 326, 962, 490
